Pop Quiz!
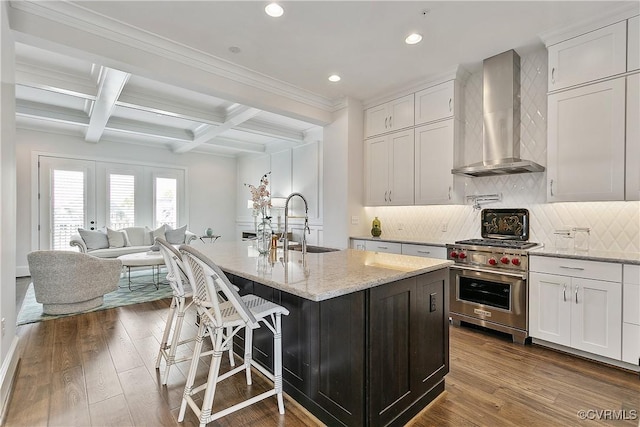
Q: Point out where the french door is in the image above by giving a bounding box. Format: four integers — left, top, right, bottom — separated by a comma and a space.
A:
38, 156, 185, 250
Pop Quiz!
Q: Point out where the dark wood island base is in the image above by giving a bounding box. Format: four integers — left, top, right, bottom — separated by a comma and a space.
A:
227, 267, 449, 427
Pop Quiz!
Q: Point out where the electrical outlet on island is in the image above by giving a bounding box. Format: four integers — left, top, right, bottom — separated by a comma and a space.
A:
441, 223, 448, 232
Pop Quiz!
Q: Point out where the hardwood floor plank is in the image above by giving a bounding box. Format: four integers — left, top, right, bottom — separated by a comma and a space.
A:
89, 394, 135, 427
48, 365, 91, 427
117, 365, 177, 427
51, 315, 82, 373
102, 314, 145, 373
77, 311, 124, 405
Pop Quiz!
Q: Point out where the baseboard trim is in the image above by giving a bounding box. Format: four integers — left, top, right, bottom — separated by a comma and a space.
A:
15, 266, 29, 278
0, 336, 21, 424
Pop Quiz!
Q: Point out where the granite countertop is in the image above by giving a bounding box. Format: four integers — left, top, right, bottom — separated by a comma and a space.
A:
350, 235, 451, 247
192, 241, 453, 301
529, 246, 640, 265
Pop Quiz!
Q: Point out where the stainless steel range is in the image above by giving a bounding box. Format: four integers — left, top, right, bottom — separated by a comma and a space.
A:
447, 209, 539, 344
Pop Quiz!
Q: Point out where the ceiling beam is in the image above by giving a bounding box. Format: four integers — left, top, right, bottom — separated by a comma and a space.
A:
85, 67, 130, 143
173, 105, 261, 153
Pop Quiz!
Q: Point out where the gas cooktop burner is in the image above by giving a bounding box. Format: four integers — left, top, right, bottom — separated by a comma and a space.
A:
454, 239, 539, 250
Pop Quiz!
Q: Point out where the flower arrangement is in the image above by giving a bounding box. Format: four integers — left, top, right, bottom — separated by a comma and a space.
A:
245, 172, 272, 220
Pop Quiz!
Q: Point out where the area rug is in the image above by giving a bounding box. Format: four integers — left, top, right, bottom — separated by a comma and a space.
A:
17, 271, 173, 325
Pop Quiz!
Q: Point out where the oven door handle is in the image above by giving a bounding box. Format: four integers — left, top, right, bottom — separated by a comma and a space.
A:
451, 265, 527, 280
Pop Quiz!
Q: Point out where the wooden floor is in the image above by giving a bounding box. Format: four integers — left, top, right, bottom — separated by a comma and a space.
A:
5, 291, 639, 427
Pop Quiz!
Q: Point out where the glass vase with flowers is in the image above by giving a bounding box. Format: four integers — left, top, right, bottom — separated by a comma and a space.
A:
245, 172, 273, 254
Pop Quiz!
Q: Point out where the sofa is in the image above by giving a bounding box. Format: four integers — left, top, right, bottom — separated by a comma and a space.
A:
27, 250, 122, 315
70, 225, 196, 258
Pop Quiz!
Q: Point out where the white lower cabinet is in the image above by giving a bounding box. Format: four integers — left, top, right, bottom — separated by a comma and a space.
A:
364, 240, 401, 254
622, 264, 640, 365
401, 243, 447, 259
529, 257, 622, 360
351, 239, 366, 250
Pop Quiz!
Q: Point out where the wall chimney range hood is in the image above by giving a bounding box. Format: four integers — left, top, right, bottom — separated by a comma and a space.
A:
452, 50, 545, 177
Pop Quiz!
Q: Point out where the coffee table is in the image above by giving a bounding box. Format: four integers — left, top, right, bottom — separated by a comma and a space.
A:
117, 252, 166, 290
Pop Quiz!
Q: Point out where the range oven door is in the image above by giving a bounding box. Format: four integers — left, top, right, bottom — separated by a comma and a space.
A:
450, 265, 527, 330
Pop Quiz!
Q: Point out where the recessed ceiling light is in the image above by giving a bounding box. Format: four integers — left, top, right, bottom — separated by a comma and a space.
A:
328, 74, 341, 82
265, 3, 284, 18
405, 33, 423, 45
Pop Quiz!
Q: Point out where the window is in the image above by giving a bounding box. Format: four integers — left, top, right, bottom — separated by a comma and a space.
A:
109, 174, 135, 229
155, 177, 177, 229
51, 169, 85, 250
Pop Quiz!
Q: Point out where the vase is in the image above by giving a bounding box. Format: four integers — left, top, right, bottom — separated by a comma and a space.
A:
371, 216, 382, 237
255, 218, 273, 255
205, 227, 213, 237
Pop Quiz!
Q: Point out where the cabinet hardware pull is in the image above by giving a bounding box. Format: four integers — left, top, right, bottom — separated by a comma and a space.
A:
449, 98, 452, 112
448, 186, 452, 200
388, 190, 392, 202
384, 190, 388, 202
384, 117, 388, 129
563, 284, 567, 302
417, 251, 431, 254
559, 266, 585, 271
389, 115, 392, 128
550, 179, 554, 197
378, 246, 388, 249
551, 67, 556, 84
575, 285, 579, 304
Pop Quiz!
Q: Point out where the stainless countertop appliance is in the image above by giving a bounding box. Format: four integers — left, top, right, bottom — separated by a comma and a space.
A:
447, 208, 539, 344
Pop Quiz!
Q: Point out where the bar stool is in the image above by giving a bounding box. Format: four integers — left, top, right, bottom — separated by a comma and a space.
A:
177, 245, 289, 426
155, 238, 235, 385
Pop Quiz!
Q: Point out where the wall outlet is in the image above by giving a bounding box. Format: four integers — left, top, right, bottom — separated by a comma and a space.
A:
351, 215, 359, 225
441, 223, 448, 232
398, 222, 404, 230
429, 293, 437, 312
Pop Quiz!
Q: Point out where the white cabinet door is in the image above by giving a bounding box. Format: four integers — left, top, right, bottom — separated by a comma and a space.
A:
622, 264, 640, 364
547, 78, 626, 202
364, 136, 390, 206
388, 129, 414, 206
548, 21, 627, 91
365, 240, 402, 254
414, 120, 458, 205
622, 323, 639, 364
626, 74, 640, 200
414, 81, 454, 125
401, 243, 446, 259
364, 94, 414, 138
388, 94, 414, 132
529, 272, 572, 346
571, 277, 622, 359
628, 16, 639, 71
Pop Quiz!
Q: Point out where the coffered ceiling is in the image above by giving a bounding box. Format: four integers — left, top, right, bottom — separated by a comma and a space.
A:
9, 1, 637, 157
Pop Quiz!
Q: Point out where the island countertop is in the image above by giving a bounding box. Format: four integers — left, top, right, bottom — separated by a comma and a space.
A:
191, 241, 453, 301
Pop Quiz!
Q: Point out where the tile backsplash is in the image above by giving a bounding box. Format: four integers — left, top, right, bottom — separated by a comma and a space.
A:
366, 47, 640, 253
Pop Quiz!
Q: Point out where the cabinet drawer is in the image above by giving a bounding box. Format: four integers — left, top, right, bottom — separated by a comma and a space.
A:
365, 240, 402, 254
624, 283, 640, 325
548, 20, 627, 91
401, 243, 446, 259
624, 264, 640, 285
622, 323, 639, 364
351, 239, 367, 250
529, 256, 622, 282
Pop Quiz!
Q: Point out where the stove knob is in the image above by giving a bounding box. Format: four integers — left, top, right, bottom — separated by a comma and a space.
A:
450, 251, 458, 259
488, 258, 497, 266
500, 256, 510, 264
458, 252, 467, 260
511, 258, 521, 266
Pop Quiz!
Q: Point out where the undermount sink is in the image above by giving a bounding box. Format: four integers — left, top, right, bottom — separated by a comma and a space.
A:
288, 245, 339, 253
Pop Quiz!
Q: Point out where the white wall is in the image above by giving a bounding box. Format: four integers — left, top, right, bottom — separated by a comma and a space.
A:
15, 128, 237, 275
0, 0, 18, 416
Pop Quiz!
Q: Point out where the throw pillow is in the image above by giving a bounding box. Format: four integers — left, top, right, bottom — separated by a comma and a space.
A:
147, 225, 166, 251
77, 228, 109, 250
107, 227, 129, 248
165, 224, 187, 245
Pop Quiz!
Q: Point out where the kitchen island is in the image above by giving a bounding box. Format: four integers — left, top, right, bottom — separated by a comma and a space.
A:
193, 241, 453, 427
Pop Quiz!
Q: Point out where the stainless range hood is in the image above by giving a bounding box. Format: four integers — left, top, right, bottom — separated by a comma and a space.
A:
452, 50, 545, 177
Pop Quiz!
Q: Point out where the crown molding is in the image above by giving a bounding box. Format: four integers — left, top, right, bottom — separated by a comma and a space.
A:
9, 1, 342, 114
539, 2, 639, 47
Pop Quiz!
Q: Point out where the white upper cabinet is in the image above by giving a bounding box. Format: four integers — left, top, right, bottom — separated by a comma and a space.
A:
547, 20, 627, 91
414, 80, 455, 125
414, 120, 461, 205
364, 129, 414, 206
547, 78, 626, 202
628, 15, 639, 71
364, 94, 414, 138
627, 74, 640, 201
